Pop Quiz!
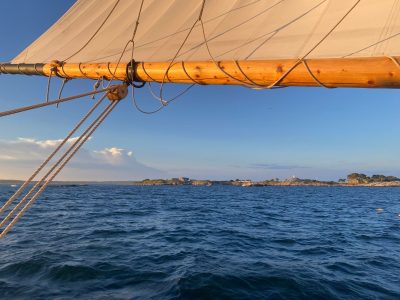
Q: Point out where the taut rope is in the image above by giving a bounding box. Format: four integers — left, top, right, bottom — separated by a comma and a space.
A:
0, 86, 115, 118
0, 84, 127, 238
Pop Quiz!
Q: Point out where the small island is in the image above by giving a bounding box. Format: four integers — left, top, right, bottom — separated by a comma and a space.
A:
131, 173, 400, 187
2, 173, 400, 187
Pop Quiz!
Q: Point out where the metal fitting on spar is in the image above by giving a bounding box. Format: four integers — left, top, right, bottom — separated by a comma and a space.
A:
106, 84, 128, 101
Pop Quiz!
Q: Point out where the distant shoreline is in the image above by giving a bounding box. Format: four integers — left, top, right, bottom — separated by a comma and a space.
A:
2, 177, 400, 187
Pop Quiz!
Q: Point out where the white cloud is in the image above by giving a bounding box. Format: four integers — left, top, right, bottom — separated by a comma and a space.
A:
95, 147, 123, 157
0, 154, 17, 161
0, 137, 166, 181
15, 137, 81, 148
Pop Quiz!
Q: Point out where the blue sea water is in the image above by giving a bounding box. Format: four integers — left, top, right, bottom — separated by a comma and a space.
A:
0, 185, 399, 299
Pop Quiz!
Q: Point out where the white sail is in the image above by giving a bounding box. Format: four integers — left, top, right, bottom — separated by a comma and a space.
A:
12, 0, 400, 64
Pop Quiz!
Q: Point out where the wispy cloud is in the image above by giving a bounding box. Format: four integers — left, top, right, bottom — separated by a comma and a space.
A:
0, 137, 166, 181
248, 163, 310, 170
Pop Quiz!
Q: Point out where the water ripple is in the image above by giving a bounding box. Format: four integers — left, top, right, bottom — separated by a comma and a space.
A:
0, 185, 399, 299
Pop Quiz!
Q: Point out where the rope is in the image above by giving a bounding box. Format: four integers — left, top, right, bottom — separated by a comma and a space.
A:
0, 86, 114, 118
173, 0, 289, 62
92, 76, 104, 99
181, 61, 204, 85
263, 0, 361, 89
156, 0, 206, 105
387, 55, 400, 69
197, 0, 360, 89
80, 0, 264, 63
45, 68, 54, 102
62, 0, 121, 62
0, 95, 106, 219
199, 14, 285, 88
0, 95, 120, 238
342, 32, 400, 58
123, 0, 195, 114
127, 0, 145, 84
0, 100, 114, 233
128, 1, 202, 114
57, 77, 71, 107
301, 60, 335, 88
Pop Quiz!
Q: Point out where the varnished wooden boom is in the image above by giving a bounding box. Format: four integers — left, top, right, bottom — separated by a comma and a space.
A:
2, 57, 400, 88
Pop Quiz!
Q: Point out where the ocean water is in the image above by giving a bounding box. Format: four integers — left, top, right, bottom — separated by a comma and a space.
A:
0, 185, 399, 299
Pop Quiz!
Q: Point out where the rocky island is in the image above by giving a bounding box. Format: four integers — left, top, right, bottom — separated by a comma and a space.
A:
2, 173, 400, 187
131, 173, 400, 187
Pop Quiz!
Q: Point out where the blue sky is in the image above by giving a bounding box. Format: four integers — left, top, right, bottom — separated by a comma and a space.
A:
1, 1, 400, 181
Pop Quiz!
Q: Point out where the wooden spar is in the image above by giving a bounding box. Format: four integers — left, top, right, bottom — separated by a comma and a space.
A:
1, 56, 400, 88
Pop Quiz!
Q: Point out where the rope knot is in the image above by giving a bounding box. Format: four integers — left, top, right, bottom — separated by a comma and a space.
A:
50, 60, 63, 70
107, 84, 128, 101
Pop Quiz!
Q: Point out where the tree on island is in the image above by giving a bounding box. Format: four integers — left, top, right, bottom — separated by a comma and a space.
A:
347, 173, 370, 184
347, 173, 400, 184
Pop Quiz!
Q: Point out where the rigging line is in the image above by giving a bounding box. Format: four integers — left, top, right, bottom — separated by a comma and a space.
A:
199, 0, 359, 89
0, 100, 119, 238
386, 55, 400, 71
265, 0, 361, 89
342, 32, 400, 58
131, 82, 195, 114
85, 0, 264, 63
86, 0, 144, 89
145, 81, 195, 103
197, 0, 284, 88
126, 0, 188, 114
131, 85, 165, 115
0, 86, 113, 118
171, 0, 287, 62
383, 0, 400, 54
301, 60, 335, 88
294, 0, 331, 60
45, 68, 54, 103
106, 40, 131, 85
92, 77, 103, 99
374, 0, 399, 54
181, 61, 204, 85
244, 0, 328, 60
57, 78, 71, 107
209, 0, 328, 60
156, 0, 206, 105
128, 0, 145, 84
199, 17, 258, 88
123, 0, 194, 110
233, 60, 281, 88
101, 29, 139, 89
62, 0, 121, 62
78, 63, 93, 80
0, 95, 106, 218
0, 100, 114, 231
